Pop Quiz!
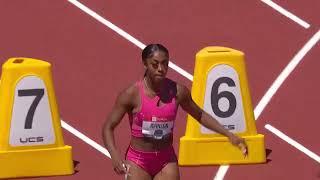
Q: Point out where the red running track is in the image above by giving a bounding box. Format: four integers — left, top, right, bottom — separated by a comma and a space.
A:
0, 0, 319, 179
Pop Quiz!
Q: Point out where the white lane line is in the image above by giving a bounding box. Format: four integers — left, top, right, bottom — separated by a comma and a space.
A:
67, 0, 145, 49
214, 166, 229, 180
169, 61, 193, 81
61, 120, 111, 158
261, 0, 310, 29
254, 29, 320, 119
265, 124, 320, 163
214, 165, 229, 180
67, 0, 193, 81
214, 29, 320, 180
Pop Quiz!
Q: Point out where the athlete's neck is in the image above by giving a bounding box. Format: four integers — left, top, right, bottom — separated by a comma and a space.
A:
144, 77, 162, 95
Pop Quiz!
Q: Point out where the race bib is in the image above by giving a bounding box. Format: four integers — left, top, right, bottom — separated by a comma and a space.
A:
142, 118, 174, 139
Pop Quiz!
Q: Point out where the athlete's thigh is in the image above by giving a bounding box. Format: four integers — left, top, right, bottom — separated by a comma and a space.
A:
153, 162, 180, 180
126, 160, 152, 180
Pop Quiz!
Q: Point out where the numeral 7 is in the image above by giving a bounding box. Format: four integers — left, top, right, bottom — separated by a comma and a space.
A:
18, 89, 44, 129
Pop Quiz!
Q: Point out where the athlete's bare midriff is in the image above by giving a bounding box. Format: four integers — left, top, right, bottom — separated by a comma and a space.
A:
130, 135, 173, 151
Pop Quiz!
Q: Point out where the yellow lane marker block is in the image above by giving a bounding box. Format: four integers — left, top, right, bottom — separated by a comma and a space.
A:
0, 58, 74, 178
179, 47, 266, 165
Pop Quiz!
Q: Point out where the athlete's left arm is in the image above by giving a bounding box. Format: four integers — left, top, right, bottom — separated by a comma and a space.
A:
177, 84, 247, 155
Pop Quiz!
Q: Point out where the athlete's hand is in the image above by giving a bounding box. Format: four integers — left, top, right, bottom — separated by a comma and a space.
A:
123, 163, 131, 179
228, 133, 248, 157
111, 153, 127, 175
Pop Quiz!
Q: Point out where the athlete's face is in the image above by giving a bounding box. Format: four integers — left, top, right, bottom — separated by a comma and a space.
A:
144, 50, 169, 82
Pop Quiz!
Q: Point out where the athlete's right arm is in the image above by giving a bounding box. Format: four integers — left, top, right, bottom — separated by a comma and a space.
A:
102, 87, 135, 174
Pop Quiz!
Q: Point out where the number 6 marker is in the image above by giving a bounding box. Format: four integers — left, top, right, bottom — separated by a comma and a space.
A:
179, 47, 266, 165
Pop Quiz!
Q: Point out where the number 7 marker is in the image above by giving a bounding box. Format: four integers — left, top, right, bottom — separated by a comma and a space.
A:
0, 58, 74, 178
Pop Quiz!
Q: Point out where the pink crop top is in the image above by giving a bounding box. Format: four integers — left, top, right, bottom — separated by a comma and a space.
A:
129, 79, 178, 139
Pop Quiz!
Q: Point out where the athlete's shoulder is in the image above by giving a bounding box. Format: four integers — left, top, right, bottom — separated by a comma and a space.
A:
119, 81, 140, 98
175, 82, 191, 102
114, 81, 140, 107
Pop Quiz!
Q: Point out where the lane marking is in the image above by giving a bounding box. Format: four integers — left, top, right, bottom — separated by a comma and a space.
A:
61, 120, 111, 158
254, 29, 320, 119
214, 29, 320, 180
260, 0, 310, 29
214, 165, 229, 180
67, 0, 193, 81
265, 124, 320, 163
68, 0, 144, 49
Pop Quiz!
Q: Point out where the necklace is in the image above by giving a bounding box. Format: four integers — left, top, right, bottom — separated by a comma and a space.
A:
143, 77, 158, 96
144, 77, 162, 106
